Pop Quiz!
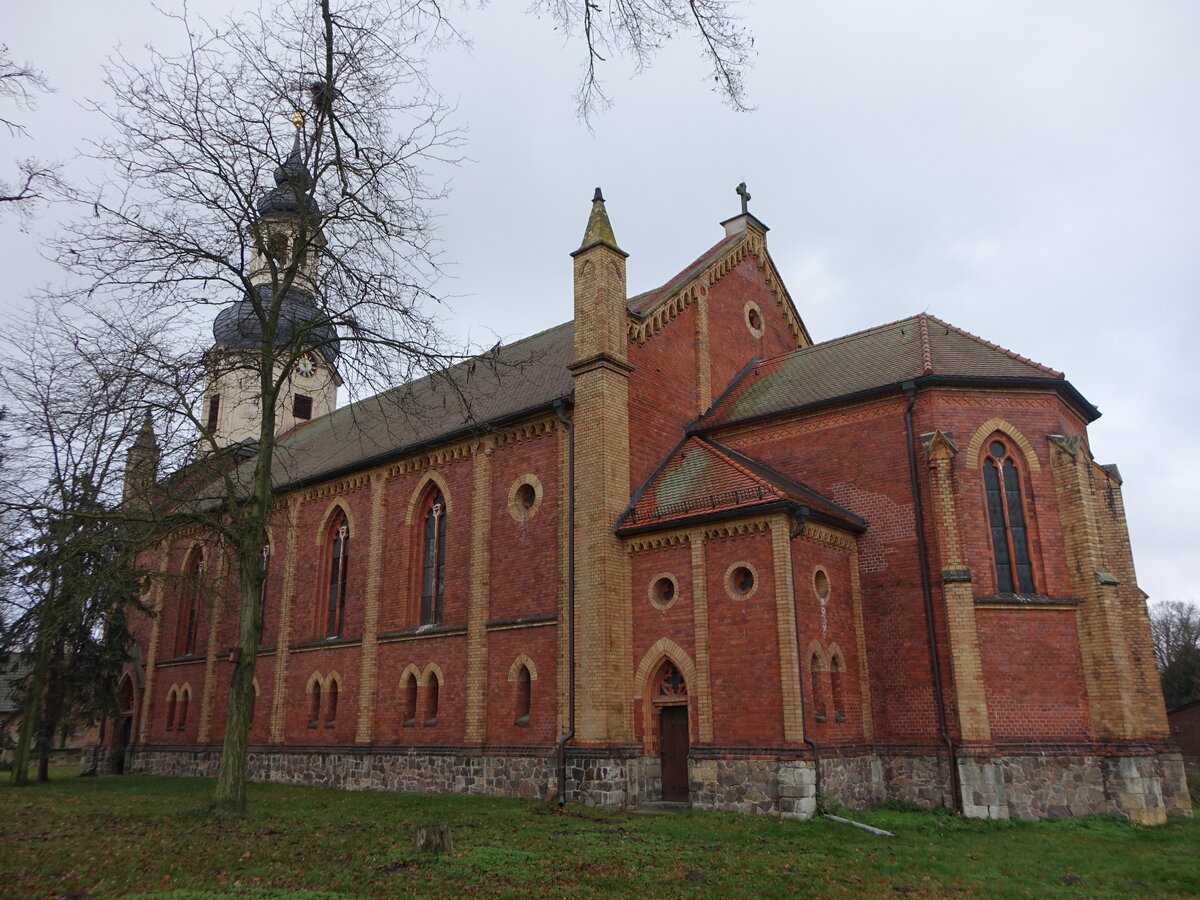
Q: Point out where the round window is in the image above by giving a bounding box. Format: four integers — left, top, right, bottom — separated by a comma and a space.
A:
744, 301, 765, 337
648, 574, 679, 610
813, 568, 830, 601
508, 475, 544, 522
517, 483, 537, 509
725, 562, 759, 599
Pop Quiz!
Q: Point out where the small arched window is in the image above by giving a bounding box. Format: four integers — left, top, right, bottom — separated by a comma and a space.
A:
249, 680, 259, 726
309, 682, 322, 729
830, 652, 846, 722
420, 491, 447, 625
325, 513, 350, 637
325, 680, 339, 728
165, 687, 178, 731
982, 439, 1035, 595
424, 676, 440, 727
178, 549, 203, 657
810, 653, 827, 722
402, 672, 418, 728
514, 665, 532, 726
177, 687, 190, 730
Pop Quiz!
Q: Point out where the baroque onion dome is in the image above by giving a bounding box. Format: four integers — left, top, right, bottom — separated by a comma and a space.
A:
211, 121, 339, 364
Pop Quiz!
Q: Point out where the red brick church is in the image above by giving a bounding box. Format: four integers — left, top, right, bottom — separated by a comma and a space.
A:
102, 163, 1191, 821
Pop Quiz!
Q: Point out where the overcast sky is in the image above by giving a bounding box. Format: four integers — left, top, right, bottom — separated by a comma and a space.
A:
3, 1, 1197, 604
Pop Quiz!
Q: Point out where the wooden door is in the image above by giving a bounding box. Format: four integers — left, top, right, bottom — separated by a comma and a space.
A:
659, 706, 690, 801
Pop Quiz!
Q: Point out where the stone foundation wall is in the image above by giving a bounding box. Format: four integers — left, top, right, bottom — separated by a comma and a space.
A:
959, 751, 1193, 823
126, 745, 1191, 823
130, 746, 636, 808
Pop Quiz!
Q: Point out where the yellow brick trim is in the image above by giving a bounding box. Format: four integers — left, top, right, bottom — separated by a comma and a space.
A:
384, 439, 475, 479
507, 653, 539, 681
771, 515, 805, 743
556, 424, 570, 739
696, 289, 712, 413
799, 521, 856, 552
688, 530, 714, 742
399, 663, 421, 686
138, 541, 171, 742
633, 637, 702, 751
312, 498, 355, 547
270, 499, 300, 743
402, 470, 454, 525
965, 418, 1042, 471
464, 442, 492, 743
626, 531, 691, 553
420, 662, 444, 688
703, 518, 771, 541
627, 234, 809, 348
507, 472, 544, 522
849, 546, 873, 740
355, 473, 386, 744
297, 472, 371, 504
927, 452, 991, 741
804, 639, 829, 670
197, 545, 229, 743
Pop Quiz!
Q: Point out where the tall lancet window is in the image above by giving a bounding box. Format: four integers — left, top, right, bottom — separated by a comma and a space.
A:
178, 549, 203, 657
983, 439, 1035, 595
420, 491, 446, 625
326, 513, 350, 637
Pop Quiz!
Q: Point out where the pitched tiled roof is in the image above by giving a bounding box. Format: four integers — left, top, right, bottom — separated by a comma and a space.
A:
618, 436, 865, 534
263, 321, 575, 489
704, 313, 1091, 427
626, 233, 745, 316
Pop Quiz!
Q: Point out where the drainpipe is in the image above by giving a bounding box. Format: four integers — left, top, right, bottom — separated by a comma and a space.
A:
787, 504, 822, 809
553, 399, 576, 807
902, 381, 961, 814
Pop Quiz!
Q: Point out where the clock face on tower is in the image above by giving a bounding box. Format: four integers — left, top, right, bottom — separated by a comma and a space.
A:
296, 355, 317, 378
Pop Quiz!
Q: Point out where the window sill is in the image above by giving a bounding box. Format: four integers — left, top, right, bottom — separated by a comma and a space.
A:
402, 720, 416, 729
834, 711, 846, 723
514, 716, 530, 727
423, 718, 438, 727
814, 713, 828, 723
974, 594, 1078, 609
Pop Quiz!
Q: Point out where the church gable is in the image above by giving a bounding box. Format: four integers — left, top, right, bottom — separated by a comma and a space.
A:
618, 435, 864, 535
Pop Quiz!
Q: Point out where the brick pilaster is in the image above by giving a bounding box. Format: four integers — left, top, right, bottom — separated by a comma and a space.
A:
464, 440, 493, 743
689, 530, 714, 742
1048, 435, 1136, 740
270, 499, 300, 743
924, 431, 991, 743
355, 474, 387, 743
771, 515, 805, 743
138, 541, 171, 742
197, 547, 229, 743
848, 545, 874, 741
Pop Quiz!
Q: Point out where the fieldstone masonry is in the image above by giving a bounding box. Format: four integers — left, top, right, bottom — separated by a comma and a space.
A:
128, 746, 1192, 823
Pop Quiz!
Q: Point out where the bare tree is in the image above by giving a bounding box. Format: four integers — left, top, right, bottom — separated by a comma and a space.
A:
20, 0, 754, 812
1149, 600, 1200, 709
0, 44, 57, 215
529, 0, 754, 119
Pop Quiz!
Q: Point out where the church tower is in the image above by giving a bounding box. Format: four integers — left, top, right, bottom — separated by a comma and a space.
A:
203, 113, 341, 450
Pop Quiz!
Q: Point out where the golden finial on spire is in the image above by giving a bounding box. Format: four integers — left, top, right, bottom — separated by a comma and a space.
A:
291, 109, 306, 130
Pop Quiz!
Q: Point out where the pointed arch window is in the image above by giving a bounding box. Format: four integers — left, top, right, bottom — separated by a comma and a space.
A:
165, 687, 178, 731
810, 653, 828, 723
325, 680, 339, 728
309, 682, 322, 729
420, 492, 447, 625
325, 513, 350, 637
514, 665, 532, 726
402, 672, 418, 728
178, 549, 203, 657
424, 677, 440, 727
177, 687, 190, 730
983, 439, 1035, 595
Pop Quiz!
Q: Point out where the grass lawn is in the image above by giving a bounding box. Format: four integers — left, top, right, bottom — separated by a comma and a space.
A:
1, 772, 1196, 899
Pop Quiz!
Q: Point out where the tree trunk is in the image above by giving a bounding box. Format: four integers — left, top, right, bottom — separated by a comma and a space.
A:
10, 623, 52, 786
210, 527, 268, 813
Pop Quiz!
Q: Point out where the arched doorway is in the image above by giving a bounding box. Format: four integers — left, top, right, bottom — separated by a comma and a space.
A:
652, 660, 689, 801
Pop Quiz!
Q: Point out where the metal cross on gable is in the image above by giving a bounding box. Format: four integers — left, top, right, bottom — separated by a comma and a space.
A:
736, 181, 751, 215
